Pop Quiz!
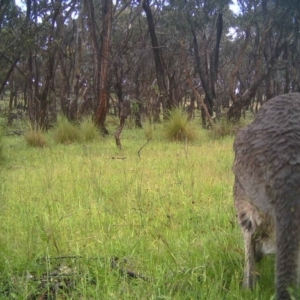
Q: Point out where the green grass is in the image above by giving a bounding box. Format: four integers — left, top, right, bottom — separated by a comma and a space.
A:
24, 127, 47, 148
164, 108, 198, 142
79, 115, 100, 143
52, 115, 80, 144
0, 120, 276, 299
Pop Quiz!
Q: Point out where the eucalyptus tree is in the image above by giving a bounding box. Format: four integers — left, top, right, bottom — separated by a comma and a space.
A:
8, 0, 80, 129
168, 0, 232, 125
55, 0, 87, 120
227, 0, 300, 120
137, 0, 171, 118
0, 0, 23, 111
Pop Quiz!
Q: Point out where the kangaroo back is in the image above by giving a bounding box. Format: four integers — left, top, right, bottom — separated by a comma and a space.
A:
233, 93, 300, 299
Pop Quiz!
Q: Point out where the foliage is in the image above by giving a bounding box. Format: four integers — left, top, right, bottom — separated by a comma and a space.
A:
1, 0, 299, 125
210, 116, 250, 139
53, 115, 80, 144
79, 116, 99, 143
164, 108, 198, 142
24, 126, 47, 148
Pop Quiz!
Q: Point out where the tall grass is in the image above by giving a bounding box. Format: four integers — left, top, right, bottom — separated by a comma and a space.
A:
0, 124, 275, 299
24, 126, 47, 147
52, 115, 100, 145
210, 116, 250, 139
79, 116, 100, 143
0, 128, 5, 163
164, 108, 198, 142
53, 115, 80, 144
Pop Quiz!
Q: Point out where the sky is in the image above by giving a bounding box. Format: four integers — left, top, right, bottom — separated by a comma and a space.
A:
230, 0, 240, 15
15, 0, 240, 14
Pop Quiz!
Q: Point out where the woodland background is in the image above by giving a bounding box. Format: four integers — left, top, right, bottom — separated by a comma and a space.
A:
2, 1, 299, 298
1, 0, 300, 132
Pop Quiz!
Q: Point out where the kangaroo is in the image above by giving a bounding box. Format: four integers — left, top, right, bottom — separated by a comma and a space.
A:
233, 93, 300, 299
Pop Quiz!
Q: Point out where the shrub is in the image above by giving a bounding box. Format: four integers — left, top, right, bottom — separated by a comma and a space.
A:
79, 116, 99, 142
24, 127, 47, 147
210, 117, 248, 139
53, 115, 80, 144
164, 108, 198, 142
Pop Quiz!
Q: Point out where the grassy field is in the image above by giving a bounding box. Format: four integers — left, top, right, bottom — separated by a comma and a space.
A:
0, 120, 275, 299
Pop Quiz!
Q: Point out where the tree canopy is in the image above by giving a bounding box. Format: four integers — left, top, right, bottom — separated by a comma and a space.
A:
1, 0, 299, 128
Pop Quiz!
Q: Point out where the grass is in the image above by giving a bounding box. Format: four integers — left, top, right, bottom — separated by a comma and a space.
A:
0, 128, 5, 163
210, 115, 252, 139
0, 119, 276, 299
53, 115, 80, 144
164, 108, 198, 142
24, 127, 47, 148
79, 115, 100, 143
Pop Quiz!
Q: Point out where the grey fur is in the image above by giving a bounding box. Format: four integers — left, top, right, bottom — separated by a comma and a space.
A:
233, 93, 300, 299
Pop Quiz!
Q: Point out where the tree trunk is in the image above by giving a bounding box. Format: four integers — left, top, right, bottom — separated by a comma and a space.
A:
227, 21, 289, 121
115, 99, 131, 149
210, 12, 223, 101
229, 27, 250, 103
94, 0, 112, 134
191, 29, 216, 117
141, 0, 172, 116
70, 3, 83, 120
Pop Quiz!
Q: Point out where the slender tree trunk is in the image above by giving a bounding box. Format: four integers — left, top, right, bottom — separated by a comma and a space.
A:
140, 0, 171, 116
181, 43, 214, 128
94, 0, 112, 134
229, 27, 250, 103
191, 29, 213, 116
69, 3, 83, 120
0, 56, 19, 96
210, 12, 223, 100
227, 20, 289, 121
84, 0, 101, 113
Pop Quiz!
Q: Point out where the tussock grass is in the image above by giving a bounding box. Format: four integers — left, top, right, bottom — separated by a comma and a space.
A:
143, 121, 155, 141
79, 116, 99, 143
24, 127, 47, 147
164, 108, 198, 142
210, 117, 250, 139
53, 115, 80, 144
0, 126, 275, 299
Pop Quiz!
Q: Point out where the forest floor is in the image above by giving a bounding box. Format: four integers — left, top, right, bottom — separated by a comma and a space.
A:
0, 118, 275, 299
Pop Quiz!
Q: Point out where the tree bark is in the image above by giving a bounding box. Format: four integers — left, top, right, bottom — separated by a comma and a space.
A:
94, 0, 112, 134
229, 27, 250, 103
227, 14, 290, 121
140, 0, 171, 115
181, 43, 214, 128
191, 29, 213, 116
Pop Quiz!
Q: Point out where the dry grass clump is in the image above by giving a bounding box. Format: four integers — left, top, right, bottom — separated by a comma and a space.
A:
53, 115, 80, 144
210, 117, 249, 139
24, 127, 47, 147
164, 108, 198, 142
143, 121, 155, 141
79, 116, 99, 143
